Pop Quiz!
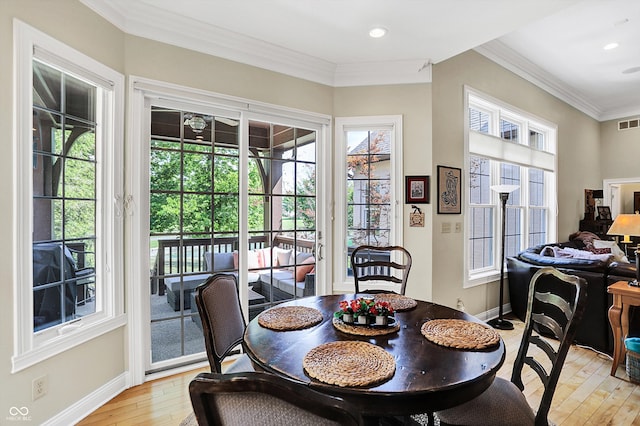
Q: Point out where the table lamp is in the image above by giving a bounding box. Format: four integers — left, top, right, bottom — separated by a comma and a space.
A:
607, 213, 640, 286
488, 184, 519, 330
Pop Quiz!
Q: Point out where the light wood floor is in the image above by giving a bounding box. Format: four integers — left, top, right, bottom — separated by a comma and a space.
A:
77, 316, 640, 426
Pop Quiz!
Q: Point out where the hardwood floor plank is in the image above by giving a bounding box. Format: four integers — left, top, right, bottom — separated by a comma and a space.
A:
78, 317, 639, 426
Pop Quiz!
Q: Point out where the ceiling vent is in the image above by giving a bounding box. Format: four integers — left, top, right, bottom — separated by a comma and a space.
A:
618, 118, 640, 131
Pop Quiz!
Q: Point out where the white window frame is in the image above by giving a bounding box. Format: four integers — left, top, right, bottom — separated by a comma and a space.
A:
127, 77, 332, 383
464, 87, 557, 288
333, 116, 403, 293
12, 20, 125, 372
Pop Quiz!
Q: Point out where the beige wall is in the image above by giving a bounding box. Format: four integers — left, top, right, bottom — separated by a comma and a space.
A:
431, 50, 602, 315
3, 1, 636, 424
600, 117, 640, 180
0, 1, 127, 424
333, 84, 433, 301
123, 36, 334, 114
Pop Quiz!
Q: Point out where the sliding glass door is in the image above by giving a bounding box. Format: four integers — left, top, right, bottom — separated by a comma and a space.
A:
145, 106, 319, 372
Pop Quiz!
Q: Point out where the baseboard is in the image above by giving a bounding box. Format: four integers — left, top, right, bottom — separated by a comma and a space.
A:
474, 303, 512, 322
42, 372, 129, 426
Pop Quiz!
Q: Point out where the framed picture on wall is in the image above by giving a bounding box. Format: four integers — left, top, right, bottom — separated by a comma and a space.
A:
437, 165, 462, 214
405, 176, 430, 204
597, 206, 612, 221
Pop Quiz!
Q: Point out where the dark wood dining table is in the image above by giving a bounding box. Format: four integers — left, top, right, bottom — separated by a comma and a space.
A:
243, 294, 506, 417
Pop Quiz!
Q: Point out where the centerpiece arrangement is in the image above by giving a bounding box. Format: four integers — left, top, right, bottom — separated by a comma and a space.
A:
334, 297, 395, 326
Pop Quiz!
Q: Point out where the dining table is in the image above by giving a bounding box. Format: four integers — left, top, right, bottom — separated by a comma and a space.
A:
243, 294, 506, 419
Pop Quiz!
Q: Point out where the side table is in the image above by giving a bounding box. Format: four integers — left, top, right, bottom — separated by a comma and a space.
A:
608, 281, 640, 376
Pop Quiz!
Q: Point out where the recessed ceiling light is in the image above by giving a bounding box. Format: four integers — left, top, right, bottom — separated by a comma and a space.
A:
603, 42, 619, 50
369, 27, 388, 38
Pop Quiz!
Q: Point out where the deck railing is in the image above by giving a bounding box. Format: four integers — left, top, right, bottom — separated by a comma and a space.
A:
151, 235, 315, 295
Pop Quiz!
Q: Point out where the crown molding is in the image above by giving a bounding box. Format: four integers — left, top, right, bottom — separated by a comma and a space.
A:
599, 106, 640, 122
334, 60, 432, 87
474, 40, 604, 121
81, 0, 431, 88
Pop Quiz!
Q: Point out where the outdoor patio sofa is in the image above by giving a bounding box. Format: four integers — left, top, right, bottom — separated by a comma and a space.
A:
162, 237, 316, 311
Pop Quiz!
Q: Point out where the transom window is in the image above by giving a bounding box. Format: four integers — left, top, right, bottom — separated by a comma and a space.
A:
465, 88, 557, 286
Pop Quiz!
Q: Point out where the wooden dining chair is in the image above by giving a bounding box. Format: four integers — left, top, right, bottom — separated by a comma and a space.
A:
435, 266, 587, 426
350, 245, 412, 295
194, 273, 254, 374
189, 371, 364, 426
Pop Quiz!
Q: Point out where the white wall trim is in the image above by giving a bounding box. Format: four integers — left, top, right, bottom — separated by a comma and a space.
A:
80, 0, 432, 88
42, 373, 128, 426
474, 40, 604, 121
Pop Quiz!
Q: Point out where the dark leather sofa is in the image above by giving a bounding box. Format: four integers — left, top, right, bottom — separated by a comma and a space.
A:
507, 241, 639, 355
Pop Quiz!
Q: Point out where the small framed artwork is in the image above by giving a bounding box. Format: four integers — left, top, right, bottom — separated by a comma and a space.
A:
597, 206, 612, 221
405, 176, 430, 204
437, 165, 462, 214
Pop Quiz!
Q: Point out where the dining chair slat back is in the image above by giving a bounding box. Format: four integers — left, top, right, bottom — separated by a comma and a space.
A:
350, 245, 412, 295
189, 372, 363, 426
194, 273, 252, 374
436, 266, 587, 426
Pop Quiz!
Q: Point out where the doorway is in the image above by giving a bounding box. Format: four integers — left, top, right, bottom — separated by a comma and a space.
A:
604, 177, 640, 218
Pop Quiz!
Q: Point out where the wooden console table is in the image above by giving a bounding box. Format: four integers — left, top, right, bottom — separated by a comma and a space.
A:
608, 280, 640, 376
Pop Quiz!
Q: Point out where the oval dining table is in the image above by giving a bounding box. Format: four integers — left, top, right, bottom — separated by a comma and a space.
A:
243, 294, 506, 418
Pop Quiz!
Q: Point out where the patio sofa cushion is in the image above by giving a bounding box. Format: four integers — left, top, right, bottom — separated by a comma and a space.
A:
258, 270, 314, 298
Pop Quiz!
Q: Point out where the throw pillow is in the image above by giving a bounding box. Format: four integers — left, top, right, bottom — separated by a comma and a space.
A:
593, 239, 629, 263
295, 256, 315, 282
232, 250, 262, 269
257, 247, 273, 268
273, 247, 293, 268
212, 252, 235, 271
247, 249, 261, 269
569, 231, 601, 250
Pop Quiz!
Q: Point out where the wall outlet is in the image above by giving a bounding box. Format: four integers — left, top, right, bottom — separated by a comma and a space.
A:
32, 375, 48, 401
455, 222, 462, 233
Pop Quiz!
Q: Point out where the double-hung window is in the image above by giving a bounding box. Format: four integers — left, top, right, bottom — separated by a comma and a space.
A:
13, 21, 125, 371
465, 88, 557, 286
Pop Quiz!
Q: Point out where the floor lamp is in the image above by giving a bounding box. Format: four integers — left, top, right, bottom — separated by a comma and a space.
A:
488, 184, 519, 330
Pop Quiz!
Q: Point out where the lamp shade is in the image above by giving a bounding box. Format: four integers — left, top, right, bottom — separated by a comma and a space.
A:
490, 184, 519, 195
607, 214, 640, 238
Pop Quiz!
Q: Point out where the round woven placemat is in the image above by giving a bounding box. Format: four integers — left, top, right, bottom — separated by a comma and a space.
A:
373, 294, 417, 311
257, 306, 323, 331
303, 341, 396, 387
332, 317, 400, 336
420, 319, 500, 350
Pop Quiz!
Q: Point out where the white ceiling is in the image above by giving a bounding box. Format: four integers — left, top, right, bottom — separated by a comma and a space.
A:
81, 0, 640, 121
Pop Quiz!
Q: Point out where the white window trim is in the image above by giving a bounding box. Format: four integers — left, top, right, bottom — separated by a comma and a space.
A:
12, 20, 125, 372
333, 116, 403, 293
464, 87, 557, 288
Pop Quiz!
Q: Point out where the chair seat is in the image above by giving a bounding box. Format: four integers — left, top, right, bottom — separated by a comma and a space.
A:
223, 353, 255, 374
436, 377, 535, 426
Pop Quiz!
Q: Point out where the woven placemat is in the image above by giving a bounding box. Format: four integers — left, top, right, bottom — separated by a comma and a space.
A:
373, 294, 417, 311
258, 306, 323, 331
303, 341, 396, 387
332, 317, 400, 336
420, 319, 500, 350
